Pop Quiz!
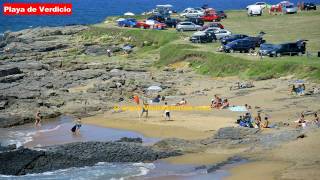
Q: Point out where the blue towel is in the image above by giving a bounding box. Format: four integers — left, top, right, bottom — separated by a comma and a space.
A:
229, 106, 248, 112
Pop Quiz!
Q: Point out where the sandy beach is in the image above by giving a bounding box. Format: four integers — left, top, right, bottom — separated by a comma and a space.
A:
83, 69, 320, 179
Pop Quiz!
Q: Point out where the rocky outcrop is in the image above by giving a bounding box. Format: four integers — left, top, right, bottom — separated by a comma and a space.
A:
0, 141, 182, 175
214, 127, 260, 140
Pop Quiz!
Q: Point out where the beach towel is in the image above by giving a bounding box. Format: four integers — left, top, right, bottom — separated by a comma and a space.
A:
228, 106, 248, 112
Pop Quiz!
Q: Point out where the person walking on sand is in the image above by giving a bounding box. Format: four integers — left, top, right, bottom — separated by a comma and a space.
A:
140, 101, 149, 119
133, 94, 140, 105
35, 111, 42, 127
164, 102, 171, 121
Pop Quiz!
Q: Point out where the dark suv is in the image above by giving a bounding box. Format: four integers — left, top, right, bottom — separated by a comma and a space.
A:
186, 17, 204, 26
221, 34, 248, 45
302, 3, 317, 10
165, 18, 181, 28
259, 40, 307, 57
223, 39, 256, 53
190, 32, 217, 43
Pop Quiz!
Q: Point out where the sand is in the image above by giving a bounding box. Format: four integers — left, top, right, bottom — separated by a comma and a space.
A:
82, 71, 320, 179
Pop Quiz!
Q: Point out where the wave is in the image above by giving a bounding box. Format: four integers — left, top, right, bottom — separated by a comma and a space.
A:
0, 162, 155, 180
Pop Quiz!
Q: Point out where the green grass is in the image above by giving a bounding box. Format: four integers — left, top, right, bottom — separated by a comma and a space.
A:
77, 9, 320, 82
158, 44, 320, 81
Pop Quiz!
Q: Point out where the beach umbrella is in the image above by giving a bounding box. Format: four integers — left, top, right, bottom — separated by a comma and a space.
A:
124, 12, 135, 16
147, 85, 162, 92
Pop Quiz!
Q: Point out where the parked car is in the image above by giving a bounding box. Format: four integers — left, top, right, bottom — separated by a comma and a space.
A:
284, 4, 297, 14
223, 39, 256, 53
180, 9, 204, 18
201, 13, 221, 22
247, 5, 263, 16
214, 29, 232, 40
190, 31, 217, 43
186, 17, 205, 26
243, 36, 265, 47
137, 20, 167, 29
259, 40, 307, 57
221, 34, 248, 45
200, 22, 224, 30
117, 18, 137, 27
165, 18, 181, 28
148, 15, 165, 23
216, 11, 227, 19
302, 3, 317, 10
176, 22, 202, 32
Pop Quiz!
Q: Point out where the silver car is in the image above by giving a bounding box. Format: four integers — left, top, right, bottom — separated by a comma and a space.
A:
285, 5, 297, 14
176, 22, 202, 32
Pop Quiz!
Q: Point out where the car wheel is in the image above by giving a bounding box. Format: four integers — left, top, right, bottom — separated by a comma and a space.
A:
276, 53, 281, 57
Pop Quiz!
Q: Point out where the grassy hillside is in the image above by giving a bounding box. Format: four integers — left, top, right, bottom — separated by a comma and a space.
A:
86, 9, 320, 81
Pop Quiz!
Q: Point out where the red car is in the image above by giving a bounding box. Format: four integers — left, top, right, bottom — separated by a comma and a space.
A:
201, 8, 221, 22
136, 20, 167, 30
200, 22, 224, 31
201, 13, 221, 22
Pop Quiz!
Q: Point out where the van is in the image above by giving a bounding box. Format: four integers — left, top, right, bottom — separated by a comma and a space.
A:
247, 5, 263, 16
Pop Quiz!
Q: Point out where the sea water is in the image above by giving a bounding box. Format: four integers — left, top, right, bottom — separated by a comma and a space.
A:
1, 0, 317, 33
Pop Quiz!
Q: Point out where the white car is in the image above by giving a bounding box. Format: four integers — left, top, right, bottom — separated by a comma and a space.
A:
247, 5, 263, 16
180, 9, 204, 18
214, 29, 232, 40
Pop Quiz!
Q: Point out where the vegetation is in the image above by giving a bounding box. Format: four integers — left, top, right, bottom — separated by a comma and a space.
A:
84, 9, 320, 81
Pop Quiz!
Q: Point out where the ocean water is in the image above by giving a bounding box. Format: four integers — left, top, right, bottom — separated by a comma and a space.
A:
1, 0, 319, 33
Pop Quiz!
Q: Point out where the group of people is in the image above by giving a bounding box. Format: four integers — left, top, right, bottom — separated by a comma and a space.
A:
34, 110, 82, 135
211, 95, 230, 109
290, 84, 306, 95
237, 112, 270, 128
133, 94, 188, 121
295, 113, 319, 128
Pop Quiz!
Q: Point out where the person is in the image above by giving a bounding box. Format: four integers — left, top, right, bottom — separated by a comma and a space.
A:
164, 102, 170, 121
133, 95, 140, 105
152, 95, 161, 103
295, 113, 306, 128
107, 49, 112, 57
245, 104, 252, 110
176, 98, 187, 106
220, 99, 230, 109
261, 117, 270, 128
255, 113, 262, 128
35, 111, 42, 127
140, 101, 149, 119
236, 116, 243, 124
211, 95, 219, 108
313, 113, 319, 125
71, 118, 82, 135
290, 85, 297, 95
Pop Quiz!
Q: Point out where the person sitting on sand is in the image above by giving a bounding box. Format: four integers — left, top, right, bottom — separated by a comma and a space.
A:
152, 95, 161, 103
35, 111, 42, 128
245, 104, 252, 110
295, 113, 306, 128
211, 95, 220, 108
236, 116, 243, 124
164, 102, 171, 121
176, 98, 187, 106
220, 99, 230, 109
290, 85, 297, 95
255, 113, 262, 128
140, 101, 149, 119
261, 117, 270, 128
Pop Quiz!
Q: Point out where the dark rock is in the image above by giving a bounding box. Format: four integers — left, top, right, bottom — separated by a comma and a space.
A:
0, 74, 25, 83
0, 141, 182, 175
116, 137, 143, 143
0, 66, 22, 77
214, 127, 260, 140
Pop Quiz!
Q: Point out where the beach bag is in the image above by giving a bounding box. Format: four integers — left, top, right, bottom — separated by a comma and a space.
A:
71, 125, 77, 132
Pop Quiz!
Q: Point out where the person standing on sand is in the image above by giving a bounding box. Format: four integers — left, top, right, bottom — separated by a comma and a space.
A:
164, 102, 171, 121
133, 95, 140, 105
35, 111, 42, 127
140, 101, 149, 119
